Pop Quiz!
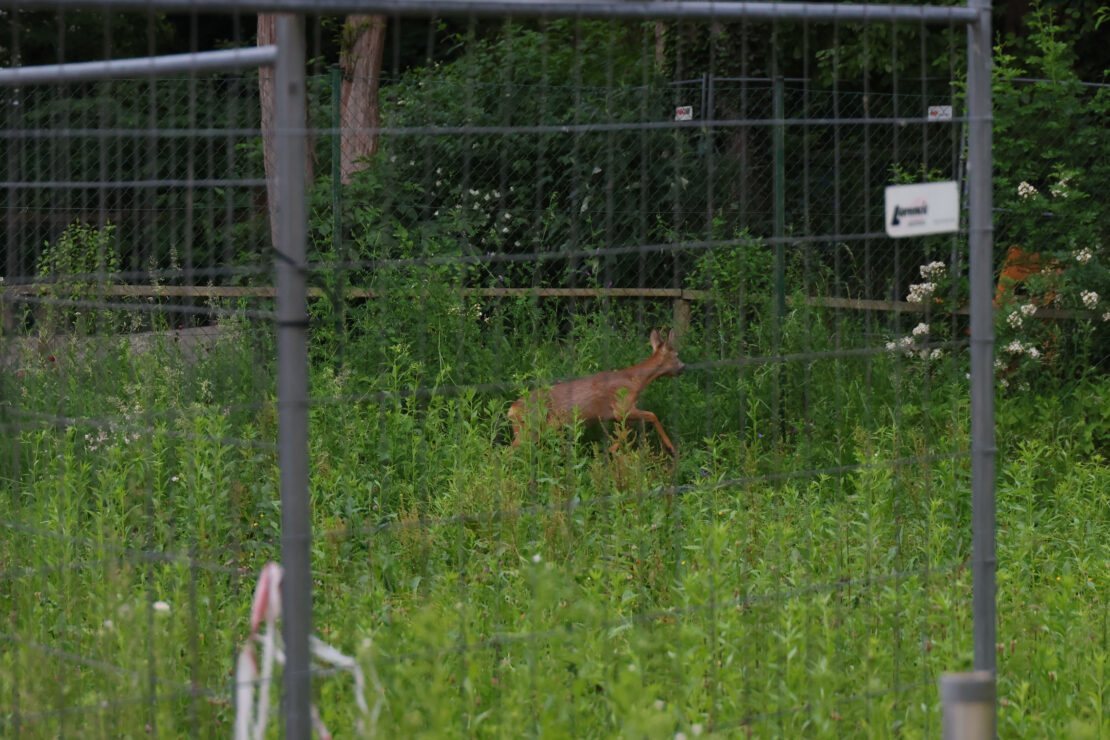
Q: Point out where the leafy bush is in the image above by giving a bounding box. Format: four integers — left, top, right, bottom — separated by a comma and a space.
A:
318, 20, 715, 292
989, 3, 1110, 384
33, 220, 123, 335
885, 4, 1110, 389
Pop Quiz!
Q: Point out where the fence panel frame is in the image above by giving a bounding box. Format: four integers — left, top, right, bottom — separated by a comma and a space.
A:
0, 2, 994, 735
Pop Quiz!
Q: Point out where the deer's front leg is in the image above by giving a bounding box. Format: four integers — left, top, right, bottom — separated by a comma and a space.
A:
623, 408, 677, 456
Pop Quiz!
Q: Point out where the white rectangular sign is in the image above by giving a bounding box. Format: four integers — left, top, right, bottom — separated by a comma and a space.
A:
884, 181, 960, 238
927, 105, 953, 121
674, 105, 693, 121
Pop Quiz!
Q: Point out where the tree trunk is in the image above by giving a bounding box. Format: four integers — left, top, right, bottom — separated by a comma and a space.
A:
258, 14, 279, 248
340, 14, 387, 184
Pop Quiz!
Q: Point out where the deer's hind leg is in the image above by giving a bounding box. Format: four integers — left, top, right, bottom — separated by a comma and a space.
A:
507, 402, 526, 447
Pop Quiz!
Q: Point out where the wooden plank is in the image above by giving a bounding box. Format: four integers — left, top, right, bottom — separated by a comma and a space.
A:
801, 295, 1094, 321
804, 296, 935, 313
0, 284, 707, 300
0, 283, 1095, 321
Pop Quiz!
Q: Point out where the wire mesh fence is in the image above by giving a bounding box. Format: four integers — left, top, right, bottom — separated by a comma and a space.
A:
0, 1, 1063, 735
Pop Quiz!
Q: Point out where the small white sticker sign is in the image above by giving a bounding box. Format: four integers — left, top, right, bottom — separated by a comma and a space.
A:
674, 105, 693, 121
884, 181, 960, 238
927, 105, 953, 122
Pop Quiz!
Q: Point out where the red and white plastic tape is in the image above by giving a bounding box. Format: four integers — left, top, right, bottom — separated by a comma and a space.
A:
234, 562, 371, 739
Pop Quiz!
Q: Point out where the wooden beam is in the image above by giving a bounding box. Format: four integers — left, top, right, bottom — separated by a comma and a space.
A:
0, 283, 1097, 322
0, 284, 710, 301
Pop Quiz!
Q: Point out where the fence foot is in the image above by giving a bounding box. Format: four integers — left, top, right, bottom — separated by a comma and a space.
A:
940, 671, 995, 739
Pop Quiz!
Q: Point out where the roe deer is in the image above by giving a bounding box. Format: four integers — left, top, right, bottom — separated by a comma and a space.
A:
508, 328, 686, 455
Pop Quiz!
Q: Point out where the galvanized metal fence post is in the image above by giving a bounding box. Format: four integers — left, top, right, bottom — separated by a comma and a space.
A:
330, 65, 347, 367
772, 74, 786, 325
967, 0, 997, 699
274, 14, 313, 739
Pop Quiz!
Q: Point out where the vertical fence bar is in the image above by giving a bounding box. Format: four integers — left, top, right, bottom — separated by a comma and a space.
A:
967, 0, 997, 692
331, 66, 342, 204
700, 72, 707, 121
772, 74, 786, 441
772, 74, 786, 324
330, 65, 346, 366
274, 14, 312, 740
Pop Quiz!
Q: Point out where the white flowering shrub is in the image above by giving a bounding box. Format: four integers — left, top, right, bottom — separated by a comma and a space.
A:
882, 258, 958, 364
1016, 181, 1038, 201
906, 281, 937, 305
987, 5, 1110, 387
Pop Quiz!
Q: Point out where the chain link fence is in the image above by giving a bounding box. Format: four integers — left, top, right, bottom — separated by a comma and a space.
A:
1, 69, 969, 319
0, 2, 1039, 735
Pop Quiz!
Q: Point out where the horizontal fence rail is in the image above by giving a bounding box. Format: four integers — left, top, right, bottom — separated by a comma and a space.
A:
0, 47, 278, 86
1, 0, 982, 23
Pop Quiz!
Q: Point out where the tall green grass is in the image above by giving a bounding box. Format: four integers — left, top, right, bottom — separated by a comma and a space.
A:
1, 297, 1108, 737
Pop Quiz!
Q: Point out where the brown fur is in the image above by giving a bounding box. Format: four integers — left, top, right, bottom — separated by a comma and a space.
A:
508, 328, 685, 454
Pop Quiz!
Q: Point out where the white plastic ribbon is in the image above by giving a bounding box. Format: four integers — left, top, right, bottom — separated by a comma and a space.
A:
234, 562, 371, 739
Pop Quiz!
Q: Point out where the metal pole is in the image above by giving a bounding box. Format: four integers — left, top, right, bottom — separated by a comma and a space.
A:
771, 74, 786, 442
1, 0, 981, 25
332, 65, 342, 227
700, 72, 707, 122
331, 66, 347, 368
772, 75, 786, 324
274, 14, 312, 740
0, 47, 278, 85
967, 0, 996, 692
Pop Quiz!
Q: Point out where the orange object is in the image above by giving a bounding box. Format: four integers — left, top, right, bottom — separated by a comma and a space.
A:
509, 328, 686, 455
994, 245, 1061, 307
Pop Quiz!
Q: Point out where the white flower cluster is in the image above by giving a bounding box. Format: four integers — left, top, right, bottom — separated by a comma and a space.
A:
431, 184, 526, 247
884, 325, 943, 360
1017, 181, 1039, 200
84, 429, 110, 451
906, 282, 937, 304
1074, 248, 1093, 264
919, 261, 947, 279
885, 336, 915, 353
1006, 303, 1038, 328
1103, 312, 1110, 323
84, 427, 141, 451
1082, 290, 1099, 310
467, 188, 502, 203
1050, 176, 1072, 199
1004, 339, 1041, 360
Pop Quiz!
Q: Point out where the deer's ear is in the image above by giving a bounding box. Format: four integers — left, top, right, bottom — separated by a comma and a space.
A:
649, 328, 663, 350
665, 328, 676, 346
